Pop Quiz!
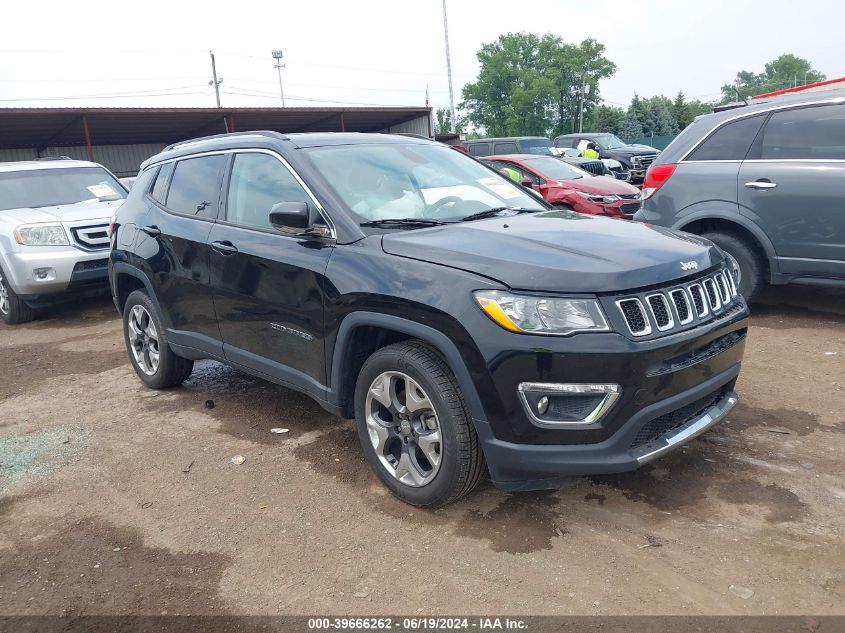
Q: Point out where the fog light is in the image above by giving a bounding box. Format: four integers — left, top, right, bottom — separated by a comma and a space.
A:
518, 382, 621, 428
33, 267, 54, 280
537, 396, 549, 415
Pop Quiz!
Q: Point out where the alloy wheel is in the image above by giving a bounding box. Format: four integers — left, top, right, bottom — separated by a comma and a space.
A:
365, 371, 443, 487
127, 304, 160, 376
0, 272, 9, 316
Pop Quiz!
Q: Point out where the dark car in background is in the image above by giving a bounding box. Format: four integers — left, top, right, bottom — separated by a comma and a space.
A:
635, 90, 845, 301
463, 136, 608, 177
110, 131, 747, 508
554, 133, 659, 183
480, 154, 642, 218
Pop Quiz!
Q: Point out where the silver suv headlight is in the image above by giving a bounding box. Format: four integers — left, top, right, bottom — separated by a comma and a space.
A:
576, 191, 619, 204
14, 224, 69, 246
474, 290, 610, 336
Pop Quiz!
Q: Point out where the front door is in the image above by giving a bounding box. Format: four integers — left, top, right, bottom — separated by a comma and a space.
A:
208, 150, 334, 389
739, 103, 845, 277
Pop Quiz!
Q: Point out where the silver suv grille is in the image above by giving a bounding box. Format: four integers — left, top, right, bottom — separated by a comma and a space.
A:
615, 268, 740, 337
71, 223, 110, 251
632, 154, 658, 169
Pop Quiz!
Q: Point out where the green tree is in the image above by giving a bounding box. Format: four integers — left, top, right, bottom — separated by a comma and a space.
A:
584, 104, 625, 135
643, 96, 679, 136
720, 54, 826, 102
433, 108, 454, 134
460, 32, 615, 137
618, 112, 643, 141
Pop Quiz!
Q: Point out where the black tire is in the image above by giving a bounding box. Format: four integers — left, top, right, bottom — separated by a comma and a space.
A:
700, 231, 765, 302
122, 289, 194, 388
0, 266, 36, 325
354, 341, 485, 508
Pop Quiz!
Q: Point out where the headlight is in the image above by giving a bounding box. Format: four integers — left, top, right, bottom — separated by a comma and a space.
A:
474, 290, 610, 336
576, 191, 619, 204
14, 224, 69, 246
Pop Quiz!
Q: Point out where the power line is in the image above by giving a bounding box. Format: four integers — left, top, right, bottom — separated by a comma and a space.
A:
0, 85, 210, 102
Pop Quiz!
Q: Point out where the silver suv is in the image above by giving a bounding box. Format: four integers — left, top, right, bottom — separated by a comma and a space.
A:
0, 158, 127, 324
635, 90, 845, 301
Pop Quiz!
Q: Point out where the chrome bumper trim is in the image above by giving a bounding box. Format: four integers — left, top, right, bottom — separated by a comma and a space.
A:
632, 392, 738, 465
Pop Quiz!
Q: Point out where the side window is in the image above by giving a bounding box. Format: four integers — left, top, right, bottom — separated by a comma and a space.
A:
687, 114, 765, 161
150, 162, 174, 204
165, 155, 227, 218
132, 167, 158, 197
226, 153, 311, 231
760, 104, 845, 160
555, 138, 575, 148
468, 143, 490, 157
494, 142, 518, 154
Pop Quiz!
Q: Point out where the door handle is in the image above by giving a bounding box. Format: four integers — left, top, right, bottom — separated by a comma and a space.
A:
211, 240, 238, 256
744, 180, 777, 190
140, 225, 161, 236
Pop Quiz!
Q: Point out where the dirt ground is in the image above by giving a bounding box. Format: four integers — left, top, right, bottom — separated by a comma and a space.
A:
0, 285, 843, 616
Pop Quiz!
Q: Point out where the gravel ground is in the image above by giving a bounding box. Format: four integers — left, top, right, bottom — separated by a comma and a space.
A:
0, 286, 843, 616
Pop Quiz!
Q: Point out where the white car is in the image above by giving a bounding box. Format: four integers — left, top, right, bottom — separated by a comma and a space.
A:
0, 158, 128, 324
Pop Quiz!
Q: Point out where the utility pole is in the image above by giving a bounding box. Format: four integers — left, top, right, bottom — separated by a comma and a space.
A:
209, 50, 223, 108
272, 50, 286, 106
578, 79, 586, 133
441, 0, 455, 130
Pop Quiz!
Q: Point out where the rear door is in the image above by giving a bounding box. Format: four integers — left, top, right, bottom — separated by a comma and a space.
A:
739, 103, 845, 274
137, 154, 227, 348
208, 150, 334, 388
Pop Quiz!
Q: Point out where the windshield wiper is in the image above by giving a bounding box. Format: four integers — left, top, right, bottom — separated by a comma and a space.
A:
459, 207, 538, 222
359, 218, 452, 228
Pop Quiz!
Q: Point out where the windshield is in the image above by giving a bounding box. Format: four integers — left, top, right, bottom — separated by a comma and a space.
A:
304, 143, 545, 225
519, 139, 555, 155
0, 167, 127, 211
592, 134, 628, 150
523, 157, 590, 181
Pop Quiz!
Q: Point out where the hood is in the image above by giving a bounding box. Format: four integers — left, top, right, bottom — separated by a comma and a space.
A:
1, 199, 122, 225
562, 175, 640, 196
608, 146, 658, 156
381, 211, 723, 293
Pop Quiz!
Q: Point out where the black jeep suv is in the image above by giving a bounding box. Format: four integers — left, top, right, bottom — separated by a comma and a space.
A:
109, 131, 748, 508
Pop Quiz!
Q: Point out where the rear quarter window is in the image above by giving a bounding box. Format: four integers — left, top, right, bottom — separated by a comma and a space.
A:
493, 142, 518, 154
468, 143, 491, 157
686, 114, 766, 161
760, 104, 845, 160
150, 162, 174, 204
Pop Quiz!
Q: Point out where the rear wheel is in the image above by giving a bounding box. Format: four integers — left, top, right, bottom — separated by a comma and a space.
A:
123, 290, 193, 388
0, 267, 35, 325
700, 231, 765, 302
354, 341, 484, 507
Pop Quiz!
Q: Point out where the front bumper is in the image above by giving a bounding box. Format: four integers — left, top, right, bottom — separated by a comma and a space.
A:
482, 364, 739, 491
4, 248, 110, 297
466, 299, 748, 490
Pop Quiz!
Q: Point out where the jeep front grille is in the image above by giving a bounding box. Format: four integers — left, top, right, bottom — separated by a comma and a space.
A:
614, 267, 741, 338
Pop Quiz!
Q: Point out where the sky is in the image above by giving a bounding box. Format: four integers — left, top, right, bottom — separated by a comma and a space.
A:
0, 0, 841, 112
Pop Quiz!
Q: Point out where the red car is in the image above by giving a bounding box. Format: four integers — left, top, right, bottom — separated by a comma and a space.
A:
480, 154, 642, 218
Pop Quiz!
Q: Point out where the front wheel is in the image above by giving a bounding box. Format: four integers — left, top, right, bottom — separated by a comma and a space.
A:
354, 341, 485, 507
122, 290, 194, 388
0, 267, 35, 325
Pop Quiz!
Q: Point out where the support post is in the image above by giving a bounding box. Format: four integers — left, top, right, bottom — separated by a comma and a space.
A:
82, 115, 94, 161
339, 111, 346, 132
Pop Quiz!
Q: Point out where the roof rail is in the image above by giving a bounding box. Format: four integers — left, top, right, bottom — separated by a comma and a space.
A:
36, 156, 73, 161
163, 130, 289, 152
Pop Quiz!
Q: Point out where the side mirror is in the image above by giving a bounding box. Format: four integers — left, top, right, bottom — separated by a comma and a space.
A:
269, 202, 330, 238
521, 177, 534, 187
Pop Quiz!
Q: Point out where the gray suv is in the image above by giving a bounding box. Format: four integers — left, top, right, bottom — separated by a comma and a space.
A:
635, 90, 845, 301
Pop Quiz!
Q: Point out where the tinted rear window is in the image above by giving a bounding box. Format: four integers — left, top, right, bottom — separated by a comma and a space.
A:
493, 142, 518, 154
760, 104, 845, 160
468, 143, 490, 157
686, 114, 765, 161
165, 155, 227, 218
